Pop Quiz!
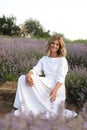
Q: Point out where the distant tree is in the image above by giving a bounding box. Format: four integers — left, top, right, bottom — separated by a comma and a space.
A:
0, 15, 20, 36
52, 32, 64, 38
24, 18, 50, 38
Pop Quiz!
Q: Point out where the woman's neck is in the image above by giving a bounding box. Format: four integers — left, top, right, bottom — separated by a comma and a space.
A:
49, 52, 58, 58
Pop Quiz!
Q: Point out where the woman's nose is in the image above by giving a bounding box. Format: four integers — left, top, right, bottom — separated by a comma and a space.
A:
53, 44, 57, 47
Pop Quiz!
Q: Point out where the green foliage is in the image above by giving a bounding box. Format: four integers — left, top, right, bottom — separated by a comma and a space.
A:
24, 18, 50, 39
66, 71, 87, 108
52, 32, 64, 38
72, 39, 87, 44
64, 38, 87, 44
4, 73, 18, 81
0, 15, 20, 36
67, 54, 85, 68
30, 49, 43, 60
64, 38, 72, 43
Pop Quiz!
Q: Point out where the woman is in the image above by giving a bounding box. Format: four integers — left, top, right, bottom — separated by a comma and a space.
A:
13, 34, 77, 118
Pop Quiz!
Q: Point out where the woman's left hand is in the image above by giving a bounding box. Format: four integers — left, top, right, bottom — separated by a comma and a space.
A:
49, 89, 57, 102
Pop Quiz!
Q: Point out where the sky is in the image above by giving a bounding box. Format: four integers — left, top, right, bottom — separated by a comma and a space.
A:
0, 0, 87, 40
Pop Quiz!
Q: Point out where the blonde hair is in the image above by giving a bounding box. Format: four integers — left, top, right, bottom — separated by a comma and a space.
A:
46, 34, 67, 57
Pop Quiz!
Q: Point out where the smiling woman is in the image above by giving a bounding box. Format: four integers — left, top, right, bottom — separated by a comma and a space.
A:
46, 36, 66, 57
13, 34, 77, 118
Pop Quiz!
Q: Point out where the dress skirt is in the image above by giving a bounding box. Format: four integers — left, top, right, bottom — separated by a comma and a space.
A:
13, 75, 77, 118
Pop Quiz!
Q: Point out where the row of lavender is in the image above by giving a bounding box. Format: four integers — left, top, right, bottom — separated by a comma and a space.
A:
0, 104, 87, 130
0, 36, 46, 81
0, 36, 87, 108
66, 43, 87, 108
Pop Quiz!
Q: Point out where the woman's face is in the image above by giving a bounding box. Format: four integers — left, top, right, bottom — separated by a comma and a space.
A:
50, 40, 59, 53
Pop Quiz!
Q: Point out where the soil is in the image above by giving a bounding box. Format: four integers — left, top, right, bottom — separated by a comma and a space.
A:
0, 81, 17, 115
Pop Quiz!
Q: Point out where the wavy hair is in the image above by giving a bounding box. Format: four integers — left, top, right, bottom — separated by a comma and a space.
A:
46, 34, 67, 57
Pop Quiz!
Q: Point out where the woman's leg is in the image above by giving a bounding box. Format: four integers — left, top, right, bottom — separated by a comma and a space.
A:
13, 75, 26, 109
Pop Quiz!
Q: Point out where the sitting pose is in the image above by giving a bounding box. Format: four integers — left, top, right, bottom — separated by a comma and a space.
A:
13, 34, 77, 118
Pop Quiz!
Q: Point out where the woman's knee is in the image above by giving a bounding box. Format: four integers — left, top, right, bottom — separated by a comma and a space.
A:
18, 75, 26, 83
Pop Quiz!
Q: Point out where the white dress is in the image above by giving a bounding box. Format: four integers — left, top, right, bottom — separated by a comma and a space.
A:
13, 56, 77, 118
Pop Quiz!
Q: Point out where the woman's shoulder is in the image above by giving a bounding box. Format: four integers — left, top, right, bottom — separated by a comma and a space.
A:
40, 56, 48, 59
38, 56, 47, 62
59, 56, 67, 60
58, 57, 68, 63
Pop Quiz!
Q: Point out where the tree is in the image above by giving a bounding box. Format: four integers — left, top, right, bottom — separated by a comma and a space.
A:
52, 32, 64, 38
24, 18, 50, 38
0, 15, 20, 36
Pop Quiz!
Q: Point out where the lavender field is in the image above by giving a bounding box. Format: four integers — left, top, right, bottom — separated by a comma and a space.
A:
0, 36, 87, 130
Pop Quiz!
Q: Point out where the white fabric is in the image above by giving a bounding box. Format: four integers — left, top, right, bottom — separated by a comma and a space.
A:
13, 56, 77, 118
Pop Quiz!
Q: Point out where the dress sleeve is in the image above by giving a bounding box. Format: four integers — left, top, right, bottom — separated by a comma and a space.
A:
30, 57, 44, 75
56, 58, 68, 84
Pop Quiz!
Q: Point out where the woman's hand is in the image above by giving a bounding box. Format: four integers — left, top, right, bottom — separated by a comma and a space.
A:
49, 89, 57, 102
49, 82, 62, 102
26, 71, 34, 86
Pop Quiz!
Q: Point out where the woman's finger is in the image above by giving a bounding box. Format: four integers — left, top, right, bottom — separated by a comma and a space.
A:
26, 76, 34, 86
49, 94, 56, 102
30, 77, 34, 84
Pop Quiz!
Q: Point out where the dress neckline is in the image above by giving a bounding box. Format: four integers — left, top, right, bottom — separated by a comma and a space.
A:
47, 56, 59, 59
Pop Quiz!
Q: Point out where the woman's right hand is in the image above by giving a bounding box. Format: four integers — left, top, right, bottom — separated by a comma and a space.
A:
26, 71, 34, 86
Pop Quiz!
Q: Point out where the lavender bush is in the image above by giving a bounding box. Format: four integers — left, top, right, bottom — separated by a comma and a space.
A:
0, 36, 46, 82
66, 43, 87, 68
0, 102, 87, 130
66, 66, 87, 108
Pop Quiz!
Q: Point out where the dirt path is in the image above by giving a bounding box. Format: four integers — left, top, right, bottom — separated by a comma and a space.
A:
0, 81, 17, 115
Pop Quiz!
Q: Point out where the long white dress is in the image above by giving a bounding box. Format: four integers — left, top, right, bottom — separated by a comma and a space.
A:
13, 56, 77, 118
